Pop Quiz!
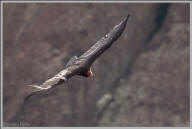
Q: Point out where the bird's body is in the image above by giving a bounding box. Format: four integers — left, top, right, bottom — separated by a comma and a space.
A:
24, 14, 130, 101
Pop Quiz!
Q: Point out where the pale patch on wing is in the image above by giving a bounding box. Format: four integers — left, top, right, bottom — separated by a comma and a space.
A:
49, 69, 68, 81
42, 69, 68, 86
29, 69, 68, 91
28, 84, 51, 90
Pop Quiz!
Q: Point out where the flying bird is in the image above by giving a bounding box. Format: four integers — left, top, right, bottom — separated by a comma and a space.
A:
24, 14, 130, 101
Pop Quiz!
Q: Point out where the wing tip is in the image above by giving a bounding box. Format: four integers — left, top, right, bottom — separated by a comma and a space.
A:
127, 14, 130, 20
123, 13, 130, 24
114, 13, 130, 35
23, 85, 41, 102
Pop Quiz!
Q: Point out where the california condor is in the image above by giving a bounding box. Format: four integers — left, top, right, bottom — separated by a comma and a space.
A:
24, 14, 130, 101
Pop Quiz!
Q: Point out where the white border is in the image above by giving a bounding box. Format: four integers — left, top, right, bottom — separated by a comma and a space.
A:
1, 0, 191, 3
1, 1, 3, 128
1, 1, 191, 128
190, 2, 191, 127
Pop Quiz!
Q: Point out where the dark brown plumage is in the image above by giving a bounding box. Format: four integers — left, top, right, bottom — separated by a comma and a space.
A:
24, 14, 130, 101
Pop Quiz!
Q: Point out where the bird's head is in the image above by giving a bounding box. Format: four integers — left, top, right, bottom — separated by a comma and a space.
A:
87, 68, 93, 77
77, 68, 93, 77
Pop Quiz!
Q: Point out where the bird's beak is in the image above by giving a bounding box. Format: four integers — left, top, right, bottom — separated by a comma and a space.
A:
87, 69, 93, 77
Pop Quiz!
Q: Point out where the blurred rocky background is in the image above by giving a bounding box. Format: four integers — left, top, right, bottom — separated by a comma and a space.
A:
3, 3, 189, 126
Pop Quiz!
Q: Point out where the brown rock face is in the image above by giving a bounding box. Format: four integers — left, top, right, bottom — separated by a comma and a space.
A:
3, 3, 189, 126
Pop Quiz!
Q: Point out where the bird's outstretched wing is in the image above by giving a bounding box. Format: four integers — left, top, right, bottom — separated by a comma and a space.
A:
24, 69, 70, 101
24, 14, 129, 102
79, 14, 130, 65
29, 69, 68, 89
